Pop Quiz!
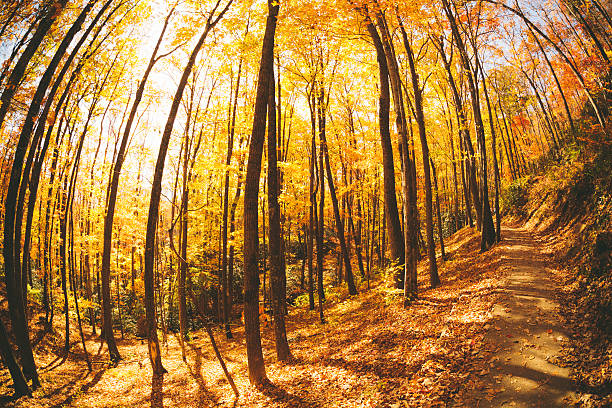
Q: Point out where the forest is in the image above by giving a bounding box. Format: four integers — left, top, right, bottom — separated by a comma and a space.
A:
0, 0, 611, 406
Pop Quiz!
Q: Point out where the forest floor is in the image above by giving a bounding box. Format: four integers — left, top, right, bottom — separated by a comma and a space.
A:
1, 222, 591, 408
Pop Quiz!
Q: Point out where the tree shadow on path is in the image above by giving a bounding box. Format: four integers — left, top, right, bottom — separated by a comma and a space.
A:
259, 380, 320, 408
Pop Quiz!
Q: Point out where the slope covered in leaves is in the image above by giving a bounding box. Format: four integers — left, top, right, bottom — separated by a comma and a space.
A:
1, 226, 509, 408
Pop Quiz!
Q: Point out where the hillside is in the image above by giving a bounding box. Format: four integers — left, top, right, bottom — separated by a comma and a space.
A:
4, 153, 612, 406
1, 0, 612, 407
2, 225, 516, 407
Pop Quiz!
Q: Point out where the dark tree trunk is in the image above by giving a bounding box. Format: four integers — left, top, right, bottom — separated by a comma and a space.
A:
363, 15, 405, 289
307, 97, 316, 311
479, 70, 502, 243
103, 19, 169, 363
404, 34, 440, 287
221, 53, 244, 340
314, 177, 325, 324
384, 15, 420, 300
431, 160, 446, 261
1, 0, 76, 387
0, 319, 30, 397
267, 70, 291, 361
242, 0, 277, 387
143, 1, 230, 376
319, 86, 357, 296
435, 36, 481, 228
178, 129, 190, 353
21, 2, 115, 332
442, 0, 496, 250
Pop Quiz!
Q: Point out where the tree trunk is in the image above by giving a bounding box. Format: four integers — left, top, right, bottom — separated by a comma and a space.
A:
319, 86, 357, 296
178, 133, 189, 352
363, 15, 405, 289
221, 55, 244, 340
442, 0, 496, 250
435, 36, 481, 228
404, 34, 440, 287
102, 6, 172, 364
21, 1, 115, 333
0, 319, 30, 397
1, 0, 77, 387
144, 2, 230, 375
431, 160, 446, 261
307, 97, 316, 311
242, 0, 277, 387
479, 70, 502, 243
267, 71, 291, 361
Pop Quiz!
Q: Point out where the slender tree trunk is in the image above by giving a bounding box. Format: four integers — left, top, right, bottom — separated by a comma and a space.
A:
102, 7, 172, 363
267, 71, 291, 361
178, 135, 190, 353
363, 16, 405, 289
435, 36, 481, 228
431, 160, 446, 261
307, 105, 316, 311
242, 0, 277, 387
221, 55, 244, 340
227, 150, 245, 326
442, 0, 496, 250
316, 94, 326, 323
449, 120, 461, 231
144, 2, 230, 376
314, 179, 325, 324
131, 246, 136, 297
404, 35, 440, 287
319, 88, 357, 295
479, 71, 502, 242
70, 249, 92, 371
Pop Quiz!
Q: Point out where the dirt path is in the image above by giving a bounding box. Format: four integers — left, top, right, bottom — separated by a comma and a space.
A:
481, 225, 577, 407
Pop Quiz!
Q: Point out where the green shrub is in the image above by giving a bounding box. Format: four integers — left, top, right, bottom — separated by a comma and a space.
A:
501, 177, 530, 215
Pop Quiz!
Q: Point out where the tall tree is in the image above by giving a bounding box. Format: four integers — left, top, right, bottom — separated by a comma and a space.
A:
361, 11, 407, 291
2, 0, 81, 387
243, 0, 279, 387
402, 30, 440, 287
268, 68, 291, 361
143, 0, 231, 376
101, 5, 175, 364
318, 74, 358, 296
442, 0, 496, 250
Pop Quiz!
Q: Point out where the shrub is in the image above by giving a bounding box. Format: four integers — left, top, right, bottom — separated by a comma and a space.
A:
501, 177, 530, 215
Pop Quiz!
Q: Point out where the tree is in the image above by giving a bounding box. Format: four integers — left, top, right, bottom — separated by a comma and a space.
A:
243, 0, 279, 387
143, 0, 231, 376
268, 67, 291, 361
2, 0, 80, 387
401, 26, 440, 287
101, 5, 175, 364
0, 320, 30, 397
361, 10, 407, 291
442, 0, 496, 251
